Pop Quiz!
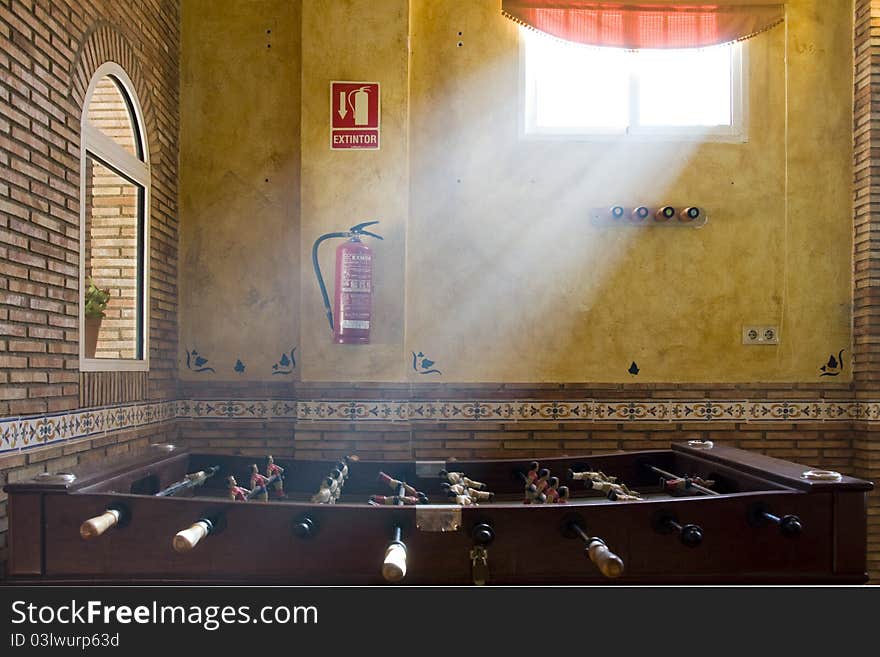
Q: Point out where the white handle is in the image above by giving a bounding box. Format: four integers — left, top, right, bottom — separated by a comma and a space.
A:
80, 509, 121, 540
173, 520, 210, 553
382, 542, 407, 582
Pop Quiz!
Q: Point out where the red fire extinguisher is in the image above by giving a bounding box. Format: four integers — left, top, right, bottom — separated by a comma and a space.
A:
312, 220, 383, 344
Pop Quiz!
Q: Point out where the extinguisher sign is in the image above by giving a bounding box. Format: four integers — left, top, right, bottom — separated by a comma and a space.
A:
330, 81, 380, 150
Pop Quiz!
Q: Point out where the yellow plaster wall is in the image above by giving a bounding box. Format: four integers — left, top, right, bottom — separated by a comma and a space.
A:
179, 0, 853, 384
179, 0, 301, 382
406, 0, 851, 382
299, 0, 410, 381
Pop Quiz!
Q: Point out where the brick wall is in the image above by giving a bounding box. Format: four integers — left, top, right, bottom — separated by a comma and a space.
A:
0, 0, 180, 571
853, 0, 880, 584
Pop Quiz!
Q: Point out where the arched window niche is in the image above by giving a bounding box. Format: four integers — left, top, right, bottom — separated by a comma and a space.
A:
79, 63, 150, 371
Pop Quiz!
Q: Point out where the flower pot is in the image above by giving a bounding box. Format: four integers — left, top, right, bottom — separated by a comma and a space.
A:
84, 316, 102, 359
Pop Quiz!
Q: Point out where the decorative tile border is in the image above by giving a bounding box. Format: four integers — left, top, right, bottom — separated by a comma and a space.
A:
0, 401, 177, 454
0, 397, 876, 456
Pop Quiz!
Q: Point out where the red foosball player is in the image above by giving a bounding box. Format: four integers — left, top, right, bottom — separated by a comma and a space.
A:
378, 471, 419, 497
265, 455, 285, 499
533, 468, 551, 495
227, 475, 250, 501
555, 485, 570, 503
525, 461, 540, 485
544, 476, 560, 503
249, 464, 269, 501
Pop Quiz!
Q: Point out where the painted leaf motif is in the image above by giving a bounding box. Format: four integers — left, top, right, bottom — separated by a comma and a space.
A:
421, 358, 435, 369
827, 355, 838, 369
280, 353, 290, 367
194, 356, 208, 367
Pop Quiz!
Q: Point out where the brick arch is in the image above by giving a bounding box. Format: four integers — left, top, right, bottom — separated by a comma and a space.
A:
70, 20, 158, 161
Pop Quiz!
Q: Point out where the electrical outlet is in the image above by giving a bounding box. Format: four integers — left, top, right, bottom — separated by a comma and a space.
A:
743, 326, 780, 345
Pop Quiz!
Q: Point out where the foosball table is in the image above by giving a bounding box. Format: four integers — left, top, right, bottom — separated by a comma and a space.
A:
3, 441, 873, 584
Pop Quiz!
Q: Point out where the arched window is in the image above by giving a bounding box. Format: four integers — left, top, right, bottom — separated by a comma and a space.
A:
80, 63, 150, 370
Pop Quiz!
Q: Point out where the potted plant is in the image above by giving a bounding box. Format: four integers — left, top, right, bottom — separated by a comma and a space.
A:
84, 279, 110, 358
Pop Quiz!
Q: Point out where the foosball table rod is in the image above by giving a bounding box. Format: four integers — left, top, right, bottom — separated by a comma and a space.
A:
646, 464, 719, 496
382, 525, 408, 583
80, 503, 129, 540
747, 502, 803, 537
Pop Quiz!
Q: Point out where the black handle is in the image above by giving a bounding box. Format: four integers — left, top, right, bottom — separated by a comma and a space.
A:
293, 514, 318, 539
653, 511, 703, 547
471, 523, 495, 546
748, 503, 803, 537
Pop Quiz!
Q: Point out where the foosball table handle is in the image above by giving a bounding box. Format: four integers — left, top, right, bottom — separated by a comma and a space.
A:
586, 538, 625, 579
561, 515, 624, 579
80, 503, 128, 540
293, 514, 318, 539
653, 511, 704, 547
382, 526, 407, 583
173, 519, 213, 553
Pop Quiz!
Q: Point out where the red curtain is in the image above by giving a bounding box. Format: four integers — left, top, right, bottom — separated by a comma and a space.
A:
502, 1, 785, 49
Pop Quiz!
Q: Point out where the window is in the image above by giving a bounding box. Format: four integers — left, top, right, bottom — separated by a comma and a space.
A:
522, 28, 746, 140
80, 63, 150, 370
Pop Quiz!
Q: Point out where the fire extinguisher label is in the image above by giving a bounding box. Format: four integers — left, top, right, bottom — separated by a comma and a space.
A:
337, 248, 372, 337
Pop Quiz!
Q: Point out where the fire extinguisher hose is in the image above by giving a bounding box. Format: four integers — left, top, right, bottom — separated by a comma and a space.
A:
311, 231, 349, 331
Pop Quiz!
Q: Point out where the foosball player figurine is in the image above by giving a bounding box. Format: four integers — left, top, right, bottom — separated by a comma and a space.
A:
369, 495, 422, 506
524, 486, 547, 504
555, 485, 570, 503
533, 468, 551, 496
265, 455, 285, 499
525, 461, 540, 485
439, 469, 487, 490
336, 458, 352, 481
311, 477, 334, 504
249, 464, 269, 501
441, 482, 468, 496
227, 475, 250, 501
663, 475, 716, 495
328, 468, 343, 501
568, 467, 616, 484
608, 489, 642, 502
544, 476, 560, 503
467, 488, 495, 502
447, 490, 477, 506
377, 471, 427, 501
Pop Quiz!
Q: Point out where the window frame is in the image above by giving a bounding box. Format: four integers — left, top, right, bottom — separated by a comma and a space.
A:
519, 31, 749, 143
79, 62, 151, 372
